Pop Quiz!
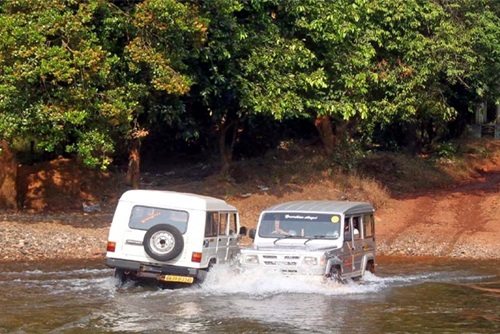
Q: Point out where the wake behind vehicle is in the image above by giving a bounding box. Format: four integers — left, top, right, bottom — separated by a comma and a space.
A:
239, 201, 376, 281
106, 190, 246, 285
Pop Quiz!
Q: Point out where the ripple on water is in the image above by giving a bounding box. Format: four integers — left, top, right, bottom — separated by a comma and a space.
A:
1, 259, 499, 334
0, 268, 111, 278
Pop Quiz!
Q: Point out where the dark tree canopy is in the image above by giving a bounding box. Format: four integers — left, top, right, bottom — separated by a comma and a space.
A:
1, 0, 499, 176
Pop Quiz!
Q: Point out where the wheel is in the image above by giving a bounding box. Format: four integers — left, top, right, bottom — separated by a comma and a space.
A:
195, 259, 216, 285
366, 261, 376, 274
143, 224, 184, 262
114, 268, 126, 287
328, 265, 343, 283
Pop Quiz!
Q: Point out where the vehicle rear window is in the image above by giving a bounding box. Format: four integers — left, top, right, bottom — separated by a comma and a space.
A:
129, 206, 188, 233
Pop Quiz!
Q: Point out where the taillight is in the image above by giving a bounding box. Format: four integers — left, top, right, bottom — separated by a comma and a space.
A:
191, 252, 202, 263
107, 241, 116, 252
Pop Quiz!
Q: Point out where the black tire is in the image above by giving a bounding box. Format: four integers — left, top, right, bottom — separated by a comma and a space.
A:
366, 261, 376, 274
114, 268, 126, 287
143, 224, 184, 262
328, 265, 343, 283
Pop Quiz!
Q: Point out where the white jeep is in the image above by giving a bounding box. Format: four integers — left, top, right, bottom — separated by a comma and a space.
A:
239, 201, 376, 282
105, 190, 246, 285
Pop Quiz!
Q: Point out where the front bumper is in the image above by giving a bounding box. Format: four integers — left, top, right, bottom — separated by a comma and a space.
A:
239, 253, 326, 276
106, 258, 206, 281
240, 264, 326, 276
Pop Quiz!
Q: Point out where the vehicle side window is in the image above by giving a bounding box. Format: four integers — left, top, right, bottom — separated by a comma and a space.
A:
205, 212, 218, 237
129, 205, 188, 233
344, 217, 351, 234
219, 213, 228, 236
229, 213, 237, 235
352, 216, 361, 240
363, 214, 374, 238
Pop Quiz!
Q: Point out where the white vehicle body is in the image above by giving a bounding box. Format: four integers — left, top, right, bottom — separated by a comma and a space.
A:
240, 201, 376, 281
106, 190, 245, 284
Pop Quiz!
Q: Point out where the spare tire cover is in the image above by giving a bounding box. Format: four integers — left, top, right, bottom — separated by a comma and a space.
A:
143, 224, 184, 262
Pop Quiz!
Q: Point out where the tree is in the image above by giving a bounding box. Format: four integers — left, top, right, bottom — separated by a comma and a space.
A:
0, 0, 207, 188
181, 1, 287, 175
108, 0, 207, 187
455, 1, 500, 112
0, 0, 115, 167
243, 0, 486, 153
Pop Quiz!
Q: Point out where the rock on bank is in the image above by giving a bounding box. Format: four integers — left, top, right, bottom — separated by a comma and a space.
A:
0, 213, 111, 262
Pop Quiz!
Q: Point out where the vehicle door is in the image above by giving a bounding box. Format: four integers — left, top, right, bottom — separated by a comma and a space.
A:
216, 212, 230, 262
351, 216, 364, 274
362, 213, 375, 253
204, 212, 219, 263
342, 216, 354, 274
225, 213, 239, 261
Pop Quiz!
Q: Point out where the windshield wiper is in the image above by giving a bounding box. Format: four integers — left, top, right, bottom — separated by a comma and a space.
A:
304, 236, 327, 245
273, 235, 297, 245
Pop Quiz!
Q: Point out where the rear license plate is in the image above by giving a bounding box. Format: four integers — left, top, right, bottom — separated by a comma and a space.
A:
158, 275, 194, 284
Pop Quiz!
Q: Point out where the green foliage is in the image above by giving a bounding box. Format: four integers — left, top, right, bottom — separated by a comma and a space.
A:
0, 0, 113, 159
330, 140, 366, 173
0, 0, 207, 168
437, 142, 457, 158
229, 0, 485, 152
2, 0, 500, 170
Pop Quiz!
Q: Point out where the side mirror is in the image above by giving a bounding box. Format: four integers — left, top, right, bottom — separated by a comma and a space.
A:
344, 232, 352, 242
239, 226, 247, 236
249, 228, 256, 240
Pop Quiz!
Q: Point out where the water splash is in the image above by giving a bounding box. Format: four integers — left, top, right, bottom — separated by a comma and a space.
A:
198, 264, 383, 296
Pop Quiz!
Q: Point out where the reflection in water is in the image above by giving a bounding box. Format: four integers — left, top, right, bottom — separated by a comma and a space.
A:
0, 257, 499, 334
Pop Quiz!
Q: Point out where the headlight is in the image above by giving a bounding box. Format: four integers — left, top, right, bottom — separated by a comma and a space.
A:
245, 255, 259, 264
303, 256, 318, 266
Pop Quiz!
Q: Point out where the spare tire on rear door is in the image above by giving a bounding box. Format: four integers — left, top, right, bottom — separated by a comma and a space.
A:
143, 224, 184, 262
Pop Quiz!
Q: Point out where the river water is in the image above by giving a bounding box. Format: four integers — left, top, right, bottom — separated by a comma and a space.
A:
0, 256, 499, 334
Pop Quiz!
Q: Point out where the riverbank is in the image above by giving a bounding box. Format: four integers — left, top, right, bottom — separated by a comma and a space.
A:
1, 213, 498, 263
0, 212, 112, 262
1, 139, 500, 263
2, 171, 500, 262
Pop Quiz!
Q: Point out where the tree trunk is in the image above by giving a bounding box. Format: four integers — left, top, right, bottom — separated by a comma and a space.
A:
219, 129, 232, 177
125, 138, 141, 189
219, 124, 236, 177
29, 140, 35, 165
0, 140, 18, 210
314, 115, 335, 155
475, 101, 487, 124
405, 121, 419, 156
218, 118, 240, 177
496, 103, 500, 124
426, 118, 435, 148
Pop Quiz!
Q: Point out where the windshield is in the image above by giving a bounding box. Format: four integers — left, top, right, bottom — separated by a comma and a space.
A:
258, 212, 341, 239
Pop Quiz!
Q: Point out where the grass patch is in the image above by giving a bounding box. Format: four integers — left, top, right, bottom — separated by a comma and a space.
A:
227, 137, 500, 204
360, 138, 500, 194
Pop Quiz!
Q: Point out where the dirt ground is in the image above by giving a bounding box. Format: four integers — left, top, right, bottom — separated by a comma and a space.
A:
1, 145, 500, 263
376, 164, 500, 259
231, 157, 500, 259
